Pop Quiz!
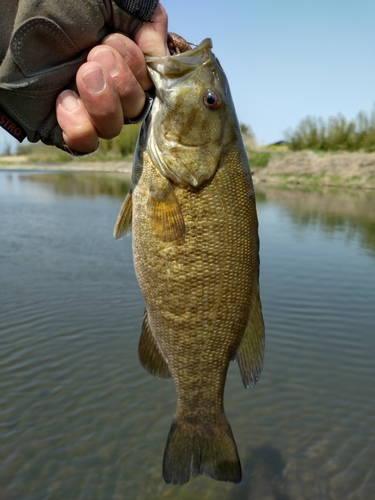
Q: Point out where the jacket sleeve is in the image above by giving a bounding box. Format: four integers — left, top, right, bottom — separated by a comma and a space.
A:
0, 0, 159, 150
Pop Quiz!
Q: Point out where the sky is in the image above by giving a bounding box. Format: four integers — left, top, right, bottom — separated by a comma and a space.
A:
1, 0, 375, 151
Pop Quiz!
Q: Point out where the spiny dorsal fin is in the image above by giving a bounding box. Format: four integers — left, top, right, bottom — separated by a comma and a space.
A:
138, 310, 171, 379
235, 285, 265, 388
148, 178, 185, 243
113, 190, 132, 239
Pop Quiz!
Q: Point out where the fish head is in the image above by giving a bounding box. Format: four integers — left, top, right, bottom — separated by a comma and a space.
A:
146, 39, 240, 189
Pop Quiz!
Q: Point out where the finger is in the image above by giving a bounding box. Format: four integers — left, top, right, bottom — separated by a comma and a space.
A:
101, 33, 153, 90
56, 90, 99, 153
76, 60, 124, 139
134, 3, 169, 57
88, 45, 146, 119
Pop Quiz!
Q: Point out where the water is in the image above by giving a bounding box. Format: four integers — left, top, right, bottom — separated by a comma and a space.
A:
0, 171, 374, 500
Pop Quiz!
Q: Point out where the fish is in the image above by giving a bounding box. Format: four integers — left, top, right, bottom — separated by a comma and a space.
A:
114, 37, 265, 485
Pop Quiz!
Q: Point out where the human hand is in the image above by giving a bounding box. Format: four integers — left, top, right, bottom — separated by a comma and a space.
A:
0, 0, 168, 153
56, 4, 168, 154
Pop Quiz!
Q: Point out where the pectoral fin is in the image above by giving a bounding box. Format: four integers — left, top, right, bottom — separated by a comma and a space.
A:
148, 178, 185, 243
235, 287, 265, 388
138, 310, 171, 379
113, 190, 132, 239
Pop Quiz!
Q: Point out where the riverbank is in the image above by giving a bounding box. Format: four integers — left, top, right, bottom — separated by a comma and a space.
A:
252, 150, 375, 189
1, 150, 375, 189
0, 155, 133, 173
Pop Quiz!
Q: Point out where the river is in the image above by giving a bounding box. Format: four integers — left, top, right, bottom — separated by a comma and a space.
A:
0, 171, 374, 500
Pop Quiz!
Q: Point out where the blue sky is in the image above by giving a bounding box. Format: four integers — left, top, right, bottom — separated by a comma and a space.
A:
162, 0, 375, 144
1, 0, 375, 151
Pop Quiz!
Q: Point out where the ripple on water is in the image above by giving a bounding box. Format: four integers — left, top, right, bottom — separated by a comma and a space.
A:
1, 172, 375, 499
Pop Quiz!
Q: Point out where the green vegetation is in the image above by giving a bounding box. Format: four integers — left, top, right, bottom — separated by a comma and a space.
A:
16, 142, 74, 162
247, 150, 271, 168
96, 123, 141, 158
14, 123, 141, 162
285, 107, 375, 152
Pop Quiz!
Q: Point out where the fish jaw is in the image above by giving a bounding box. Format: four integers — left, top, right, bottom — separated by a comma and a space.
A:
146, 38, 214, 90
145, 39, 240, 190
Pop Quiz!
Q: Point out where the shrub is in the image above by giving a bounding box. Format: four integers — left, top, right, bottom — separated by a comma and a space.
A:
285, 106, 375, 152
98, 123, 141, 157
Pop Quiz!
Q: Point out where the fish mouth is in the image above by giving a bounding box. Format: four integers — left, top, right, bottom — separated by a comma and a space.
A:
146, 38, 212, 63
146, 38, 214, 81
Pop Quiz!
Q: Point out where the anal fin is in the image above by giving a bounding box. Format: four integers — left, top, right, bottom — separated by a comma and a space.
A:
235, 286, 265, 388
138, 310, 170, 379
113, 190, 132, 239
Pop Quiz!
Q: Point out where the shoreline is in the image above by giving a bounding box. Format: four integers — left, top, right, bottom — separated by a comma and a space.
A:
0, 157, 133, 174
1, 150, 375, 189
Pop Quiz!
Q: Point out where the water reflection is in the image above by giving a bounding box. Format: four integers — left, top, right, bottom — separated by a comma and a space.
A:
1, 171, 374, 499
16, 172, 375, 259
19, 171, 130, 198
256, 184, 375, 258
20, 171, 375, 258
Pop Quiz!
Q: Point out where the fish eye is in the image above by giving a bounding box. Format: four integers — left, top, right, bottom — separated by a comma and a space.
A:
203, 89, 221, 110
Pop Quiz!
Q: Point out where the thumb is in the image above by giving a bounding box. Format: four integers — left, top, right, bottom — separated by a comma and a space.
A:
134, 3, 169, 56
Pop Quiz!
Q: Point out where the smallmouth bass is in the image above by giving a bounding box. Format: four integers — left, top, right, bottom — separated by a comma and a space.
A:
114, 38, 265, 485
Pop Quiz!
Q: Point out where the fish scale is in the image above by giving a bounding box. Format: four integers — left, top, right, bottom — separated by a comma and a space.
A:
114, 37, 264, 485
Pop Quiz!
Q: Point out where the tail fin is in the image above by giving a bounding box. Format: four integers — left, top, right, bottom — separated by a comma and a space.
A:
162, 417, 241, 485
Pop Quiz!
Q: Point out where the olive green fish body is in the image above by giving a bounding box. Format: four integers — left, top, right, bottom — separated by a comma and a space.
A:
114, 39, 264, 485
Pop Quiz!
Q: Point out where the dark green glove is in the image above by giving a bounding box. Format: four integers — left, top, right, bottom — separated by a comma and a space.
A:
0, 0, 158, 151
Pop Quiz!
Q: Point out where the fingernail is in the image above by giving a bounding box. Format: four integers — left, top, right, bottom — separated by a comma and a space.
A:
92, 49, 119, 76
60, 90, 80, 112
82, 67, 106, 93
103, 35, 129, 60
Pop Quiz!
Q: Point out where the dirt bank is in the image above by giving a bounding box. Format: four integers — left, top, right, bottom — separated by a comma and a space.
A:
252, 151, 375, 189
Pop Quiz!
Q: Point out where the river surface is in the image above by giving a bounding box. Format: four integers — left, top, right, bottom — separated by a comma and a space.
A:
0, 170, 374, 500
